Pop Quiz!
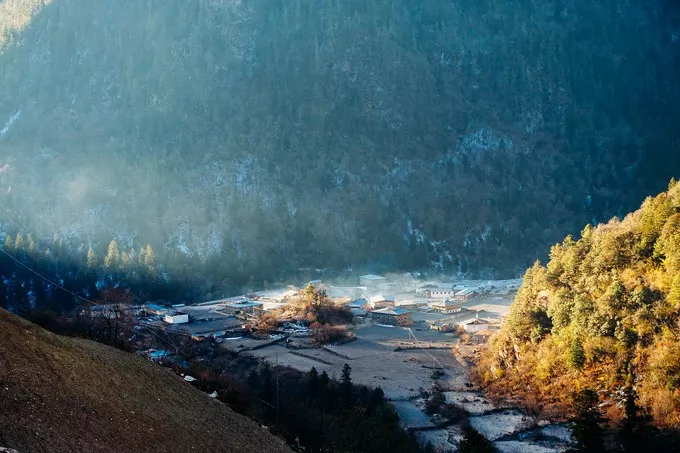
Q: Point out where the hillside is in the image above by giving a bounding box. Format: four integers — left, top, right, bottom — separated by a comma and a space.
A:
0, 1, 680, 290
479, 180, 680, 429
0, 307, 290, 453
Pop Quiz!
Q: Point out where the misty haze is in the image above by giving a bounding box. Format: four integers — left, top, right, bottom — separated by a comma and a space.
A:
1, 1, 680, 452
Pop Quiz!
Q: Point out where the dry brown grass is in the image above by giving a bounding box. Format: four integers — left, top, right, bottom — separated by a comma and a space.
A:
0, 308, 290, 452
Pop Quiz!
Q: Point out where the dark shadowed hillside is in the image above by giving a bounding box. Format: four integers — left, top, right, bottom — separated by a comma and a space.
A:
0, 0, 679, 292
0, 307, 291, 452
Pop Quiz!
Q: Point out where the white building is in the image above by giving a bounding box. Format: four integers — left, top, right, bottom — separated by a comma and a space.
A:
431, 289, 456, 299
454, 288, 478, 301
459, 318, 491, 332
428, 299, 464, 314
163, 313, 189, 324
360, 274, 386, 287
416, 282, 455, 299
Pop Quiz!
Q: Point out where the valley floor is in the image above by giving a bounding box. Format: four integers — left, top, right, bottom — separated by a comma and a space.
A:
239, 323, 574, 452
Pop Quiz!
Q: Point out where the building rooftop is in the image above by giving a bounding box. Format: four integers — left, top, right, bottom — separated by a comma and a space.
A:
460, 318, 491, 325
371, 307, 411, 316
179, 305, 234, 322
360, 274, 385, 281
456, 288, 478, 296
144, 304, 170, 312
349, 298, 368, 308
169, 318, 243, 335
370, 295, 395, 303
224, 301, 264, 309
429, 299, 462, 307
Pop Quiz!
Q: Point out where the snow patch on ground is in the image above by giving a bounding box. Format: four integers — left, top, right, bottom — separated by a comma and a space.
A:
391, 400, 435, 429
416, 425, 463, 452
443, 391, 496, 415
494, 440, 562, 453
469, 410, 533, 441
540, 425, 573, 445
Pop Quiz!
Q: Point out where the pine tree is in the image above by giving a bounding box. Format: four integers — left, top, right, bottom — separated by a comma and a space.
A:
569, 336, 586, 370
572, 388, 605, 452
619, 383, 654, 452
26, 234, 36, 255
307, 366, 319, 399
144, 244, 155, 273
458, 427, 496, 453
319, 370, 330, 388
370, 387, 385, 407
104, 239, 120, 270
341, 363, 352, 386
340, 363, 352, 400
138, 246, 147, 266
87, 246, 98, 269
14, 233, 23, 251
120, 251, 131, 272
669, 274, 680, 308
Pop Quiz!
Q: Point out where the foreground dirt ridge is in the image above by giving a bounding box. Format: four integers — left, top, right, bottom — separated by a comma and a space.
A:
0, 308, 290, 453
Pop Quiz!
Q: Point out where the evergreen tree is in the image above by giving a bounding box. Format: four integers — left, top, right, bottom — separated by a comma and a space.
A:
138, 246, 147, 266
14, 233, 23, 251
341, 363, 352, 386
303, 282, 318, 304
669, 274, 680, 308
458, 427, 496, 453
370, 387, 385, 408
120, 251, 131, 272
26, 234, 36, 255
571, 388, 605, 452
340, 363, 352, 400
319, 370, 330, 389
569, 336, 586, 370
619, 384, 654, 452
87, 246, 98, 269
143, 244, 155, 274
104, 240, 120, 270
307, 366, 319, 399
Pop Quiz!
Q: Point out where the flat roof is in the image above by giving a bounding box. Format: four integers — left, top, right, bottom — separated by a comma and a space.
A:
371, 307, 411, 316
360, 274, 385, 280
429, 300, 462, 307
144, 304, 169, 311
460, 318, 491, 325
169, 318, 242, 335
224, 301, 264, 308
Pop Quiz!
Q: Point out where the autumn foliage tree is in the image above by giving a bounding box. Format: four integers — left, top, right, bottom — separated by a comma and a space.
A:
479, 180, 680, 430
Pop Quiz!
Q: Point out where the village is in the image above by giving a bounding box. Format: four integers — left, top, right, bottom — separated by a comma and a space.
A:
136, 273, 519, 340
90, 274, 573, 452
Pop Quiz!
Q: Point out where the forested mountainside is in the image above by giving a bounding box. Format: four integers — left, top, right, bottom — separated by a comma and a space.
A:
480, 180, 680, 431
1, 0, 680, 293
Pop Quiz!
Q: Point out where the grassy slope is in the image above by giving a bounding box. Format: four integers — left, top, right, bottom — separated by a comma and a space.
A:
0, 308, 290, 452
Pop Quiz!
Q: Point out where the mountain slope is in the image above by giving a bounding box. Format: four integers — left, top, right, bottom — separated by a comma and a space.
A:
0, 0, 679, 287
0, 308, 290, 452
479, 180, 680, 428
